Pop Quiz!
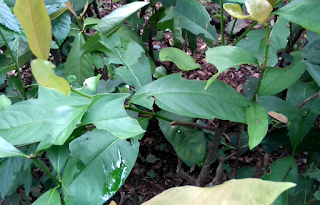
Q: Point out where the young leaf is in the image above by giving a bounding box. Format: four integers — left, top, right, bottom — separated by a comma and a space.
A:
142, 178, 296, 205
258, 52, 306, 96
245, 0, 273, 23
32, 188, 61, 205
159, 47, 200, 71
97, 2, 149, 36
223, 4, 252, 20
0, 1, 20, 33
31, 59, 71, 95
131, 73, 250, 123
0, 137, 28, 158
246, 102, 268, 150
14, 0, 51, 60
273, 0, 320, 34
64, 32, 94, 84
62, 129, 139, 204
82, 94, 145, 139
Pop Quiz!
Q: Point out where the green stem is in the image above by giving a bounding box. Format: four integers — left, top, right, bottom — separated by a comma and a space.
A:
227, 18, 237, 45
124, 105, 173, 122
289, 22, 293, 50
32, 158, 60, 185
71, 88, 92, 98
232, 21, 258, 46
220, 0, 225, 45
0, 29, 26, 100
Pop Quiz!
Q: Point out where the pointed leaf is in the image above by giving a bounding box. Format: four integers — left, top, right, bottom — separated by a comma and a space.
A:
246, 102, 268, 150
0, 137, 28, 158
31, 59, 71, 95
142, 178, 296, 205
51, 11, 71, 43
32, 188, 61, 205
65, 33, 94, 84
82, 94, 145, 139
0, 1, 20, 33
223, 3, 252, 19
131, 73, 250, 123
14, 0, 51, 59
62, 129, 139, 204
46, 143, 70, 179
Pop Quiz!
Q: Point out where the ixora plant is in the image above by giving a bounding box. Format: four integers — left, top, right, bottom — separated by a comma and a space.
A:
0, 0, 320, 204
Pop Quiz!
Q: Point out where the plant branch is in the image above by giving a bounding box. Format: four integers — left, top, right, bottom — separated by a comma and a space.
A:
169, 121, 217, 132
71, 87, 92, 98
232, 21, 258, 46
297, 93, 320, 108
197, 120, 227, 186
227, 18, 237, 45
285, 27, 305, 53
124, 105, 174, 122
0, 28, 26, 100
31, 157, 60, 185
176, 158, 198, 186
219, 0, 225, 45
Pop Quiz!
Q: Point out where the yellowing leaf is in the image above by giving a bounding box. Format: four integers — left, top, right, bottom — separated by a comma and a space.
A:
245, 0, 273, 23
267, 0, 275, 8
142, 178, 296, 205
14, 0, 51, 60
31, 59, 70, 95
268, 111, 288, 123
223, 4, 252, 20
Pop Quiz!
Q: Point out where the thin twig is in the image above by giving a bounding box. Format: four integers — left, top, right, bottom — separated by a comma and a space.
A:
232, 21, 258, 46
176, 158, 198, 186
169, 121, 217, 132
297, 93, 319, 108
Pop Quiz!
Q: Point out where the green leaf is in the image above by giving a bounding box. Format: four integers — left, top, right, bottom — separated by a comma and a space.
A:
153, 66, 167, 79
0, 95, 11, 111
0, 1, 20, 33
158, 0, 217, 46
205, 46, 258, 88
223, 4, 251, 20
46, 143, 70, 180
81, 94, 145, 139
65, 32, 94, 84
246, 0, 273, 23
303, 164, 320, 182
62, 129, 139, 204
246, 102, 268, 150
157, 110, 206, 167
83, 75, 101, 94
236, 167, 254, 179
6, 75, 24, 100
0, 137, 28, 158
159, 47, 200, 71
305, 61, 320, 87
258, 52, 306, 96
303, 32, 320, 65
243, 76, 259, 101
51, 12, 71, 44
273, 0, 320, 34
32, 188, 61, 205
296, 128, 320, 152
31, 59, 71, 95
142, 178, 296, 205
131, 73, 250, 123
84, 17, 100, 29
72, 0, 94, 11
14, 0, 52, 60
97, 2, 149, 36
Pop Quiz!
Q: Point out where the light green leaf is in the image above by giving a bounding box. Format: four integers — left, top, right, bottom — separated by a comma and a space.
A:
49, 7, 68, 20
157, 110, 206, 167
258, 52, 306, 96
51, 11, 71, 44
0, 1, 20, 33
153, 66, 167, 79
246, 102, 268, 150
31, 59, 71, 95
65, 32, 94, 84
84, 17, 100, 28
131, 73, 250, 123
273, 0, 320, 34
223, 4, 252, 19
159, 47, 200, 71
0, 95, 11, 111
83, 75, 101, 94
62, 129, 139, 204
81, 94, 145, 139
142, 178, 296, 205
97, 2, 149, 36
0, 137, 28, 158
14, 0, 51, 60
32, 188, 61, 205
246, 0, 273, 23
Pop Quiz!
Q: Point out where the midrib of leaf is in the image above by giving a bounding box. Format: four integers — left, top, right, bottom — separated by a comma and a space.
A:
118, 53, 142, 88
26, 0, 42, 57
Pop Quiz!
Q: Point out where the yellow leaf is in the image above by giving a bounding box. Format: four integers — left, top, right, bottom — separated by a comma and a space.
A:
14, 0, 51, 60
268, 111, 288, 123
245, 0, 273, 23
31, 59, 71, 95
65, 2, 78, 18
223, 4, 252, 20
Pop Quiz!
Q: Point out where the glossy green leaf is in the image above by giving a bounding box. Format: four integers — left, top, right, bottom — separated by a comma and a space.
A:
305, 61, 320, 87
62, 129, 139, 204
51, 12, 71, 44
65, 32, 94, 84
303, 32, 320, 65
14, 0, 51, 59
0, 96, 91, 146
273, 0, 320, 34
32, 188, 61, 205
0, 95, 11, 111
0, 137, 28, 158
205, 46, 258, 88
159, 47, 200, 71
258, 52, 306, 96
246, 102, 268, 150
97, 2, 149, 36
31, 59, 71, 95
46, 143, 70, 180
49, 7, 68, 20
131, 73, 250, 123
246, 0, 273, 23
82, 94, 145, 139
142, 178, 296, 205
83, 75, 101, 94
157, 110, 206, 167
0, 1, 20, 33
153, 66, 167, 79
84, 17, 100, 28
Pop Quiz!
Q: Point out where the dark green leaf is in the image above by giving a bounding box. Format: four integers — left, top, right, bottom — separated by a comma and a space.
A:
46, 143, 70, 180
305, 61, 320, 87
243, 76, 259, 101
302, 33, 320, 65
236, 166, 254, 179
153, 66, 167, 79
296, 128, 320, 152
0, 1, 20, 33
303, 164, 320, 182
73, 0, 95, 11
51, 11, 71, 44
6, 76, 24, 100
97, 78, 124, 94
